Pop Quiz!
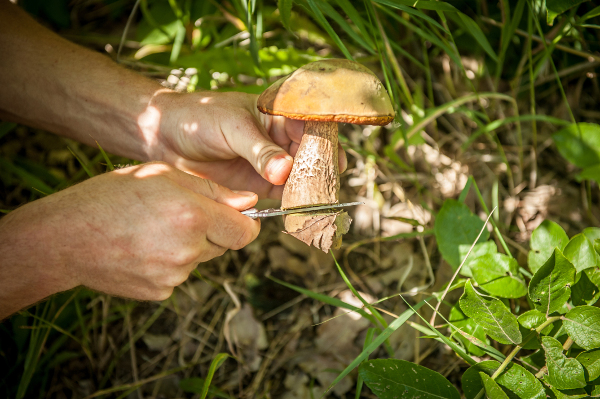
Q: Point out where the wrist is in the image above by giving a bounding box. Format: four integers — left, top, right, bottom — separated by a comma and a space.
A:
0, 200, 78, 318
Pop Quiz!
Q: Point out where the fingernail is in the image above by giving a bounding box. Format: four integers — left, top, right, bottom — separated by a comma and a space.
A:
232, 190, 256, 198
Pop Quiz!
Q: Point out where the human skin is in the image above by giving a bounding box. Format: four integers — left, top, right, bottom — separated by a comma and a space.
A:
0, 2, 347, 319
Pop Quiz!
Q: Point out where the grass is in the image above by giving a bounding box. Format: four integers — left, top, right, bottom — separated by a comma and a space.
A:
1, 0, 600, 397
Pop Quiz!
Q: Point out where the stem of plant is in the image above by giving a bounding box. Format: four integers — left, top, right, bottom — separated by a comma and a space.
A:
473, 316, 561, 399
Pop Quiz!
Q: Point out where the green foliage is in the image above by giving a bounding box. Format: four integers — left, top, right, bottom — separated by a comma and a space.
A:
528, 248, 575, 315
358, 359, 461, 399
542, 336, 587, 389
459, 280, 522, 345
480, 372, 509, 399
563, 306, 600, 350
527, 220, 569, 274
553, 123, 600, 168
434, 199, 490, 270
546, 0, 590, 25
470, 254, 527, 298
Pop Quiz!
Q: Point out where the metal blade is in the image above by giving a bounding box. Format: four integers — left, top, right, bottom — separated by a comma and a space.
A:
241, 201, 364, 219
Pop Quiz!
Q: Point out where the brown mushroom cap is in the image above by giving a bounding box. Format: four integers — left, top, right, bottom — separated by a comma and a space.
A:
257, 59, 395, 126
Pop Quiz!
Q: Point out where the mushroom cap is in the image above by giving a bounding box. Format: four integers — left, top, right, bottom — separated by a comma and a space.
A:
257, 59, 395, 126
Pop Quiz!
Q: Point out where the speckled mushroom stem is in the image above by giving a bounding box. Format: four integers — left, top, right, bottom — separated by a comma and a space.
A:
281, 120, 339, 209
281, 121, 351, 251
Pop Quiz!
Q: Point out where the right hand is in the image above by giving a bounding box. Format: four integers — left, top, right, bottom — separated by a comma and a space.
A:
30, 162, 260, 301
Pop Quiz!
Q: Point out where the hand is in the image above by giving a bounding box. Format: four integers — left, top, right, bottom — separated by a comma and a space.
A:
149, 91, 347, 199
0, 162, 260, 317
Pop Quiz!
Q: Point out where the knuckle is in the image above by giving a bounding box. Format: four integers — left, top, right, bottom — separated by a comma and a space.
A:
171, 248, 201, 266
154, 288, 174, 301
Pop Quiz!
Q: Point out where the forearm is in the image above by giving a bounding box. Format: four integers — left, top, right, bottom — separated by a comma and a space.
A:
0, 1, 170, 161
0, 201, 76, 320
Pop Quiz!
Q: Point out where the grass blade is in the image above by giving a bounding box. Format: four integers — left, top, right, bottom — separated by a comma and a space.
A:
67, 146, 94, 178
200, 353, 231, 399
95, 141, 114, 171
268, 275, 379, 326
321, 298, 430, 396
306, 0, 354, 60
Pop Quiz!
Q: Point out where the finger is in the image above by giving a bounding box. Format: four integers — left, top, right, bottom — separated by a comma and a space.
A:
226, 112, 294, 186
203, 199, 261, 250
169, 168, 258, 211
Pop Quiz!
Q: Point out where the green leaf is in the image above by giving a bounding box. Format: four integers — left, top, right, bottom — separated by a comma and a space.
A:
528, 248, 576, 315
553, 123, 600, 168
459, 241, 498, 278
546, 0, 589, 25
278, 0, 294, 33
563, 306, 600, 350
462, 360, 545, 399
546, 386, 588, 398
572, 267, 600, 306
563, 233, 599, 273
577, 163, 600, 183
306, 0, 354, 60
462, 361, 499, 399
315, 0, 373, 52
456, 12, 498, 61
137, 1, 179, 45
358, 359, 460, 399
471, 254, 527, 298
581, 5, 600, 21
0, 157, 55, 195
576, 349, 600, 381
459, 280, 522, 345
480, 372, 509, 399
528, 220, 569, 274
434, 199, 490, 270
583, 227, 600, 246
518, 310, 554, 335
199, 353, 231, 399
449, 304, 487, 357
541, 336, 587, 389
179, 377, 231, 398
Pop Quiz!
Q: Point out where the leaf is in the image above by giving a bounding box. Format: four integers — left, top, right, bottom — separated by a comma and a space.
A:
285, 212, 351, 253
456, 12, 498, 61
449, 304, 487, 356
278, 0, 294, 33
358, 359, 460, 399
462, 360, 545, 399
306, 0, 354, 60
528, 248, 575, 315
528, 220, 569, 274
577, 163, 600, 183
581, 5, 600, 21
471, 254, 528, 298
563, 306, 600, 350
480, 372, 509, 399
577, 349, 600, 381
553, 123, 600, 168
546, 0, 589, 25
179, 377, 231, 398
459, 280, 522, 345
434, 199, 490, 270
563, 233, 599, 273
459, 241, 498, 278
462, 361, 499, 399
315, 0, 374, 52
199, 353, 231, 399
541, 336, 586, 389
571, 267, 600, 306
518, 310, 554, 335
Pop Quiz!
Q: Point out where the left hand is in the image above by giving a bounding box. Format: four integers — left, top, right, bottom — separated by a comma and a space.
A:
148, 91, 347, 199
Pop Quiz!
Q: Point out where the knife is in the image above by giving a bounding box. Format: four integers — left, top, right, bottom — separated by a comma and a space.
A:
241, 201, 364, 219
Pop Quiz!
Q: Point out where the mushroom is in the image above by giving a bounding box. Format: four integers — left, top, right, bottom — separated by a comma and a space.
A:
257, 59, 395, 252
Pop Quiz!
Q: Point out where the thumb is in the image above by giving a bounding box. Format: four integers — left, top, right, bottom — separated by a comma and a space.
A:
170, 168, 258, 211
228, 115, 294, 186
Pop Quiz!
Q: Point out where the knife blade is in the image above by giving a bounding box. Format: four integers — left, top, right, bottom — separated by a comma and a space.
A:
241, 201, 364, 219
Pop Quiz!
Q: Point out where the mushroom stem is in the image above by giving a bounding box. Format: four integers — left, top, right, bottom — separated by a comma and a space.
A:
281, 121, 351, 252
281, 120, 339, 209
